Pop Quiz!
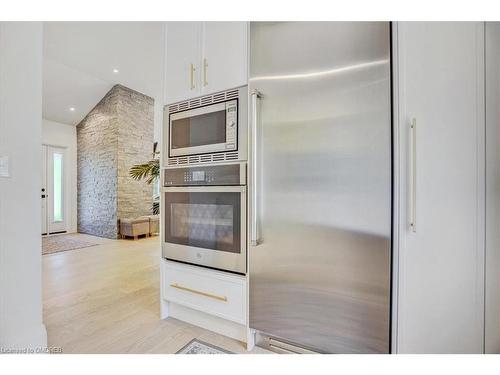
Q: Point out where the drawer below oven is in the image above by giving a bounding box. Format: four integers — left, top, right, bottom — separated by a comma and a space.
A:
161, 259, 247, 325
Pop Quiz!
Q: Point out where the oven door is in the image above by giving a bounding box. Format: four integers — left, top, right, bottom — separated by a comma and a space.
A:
169, 100, 237, 157
162, 185, 246, 274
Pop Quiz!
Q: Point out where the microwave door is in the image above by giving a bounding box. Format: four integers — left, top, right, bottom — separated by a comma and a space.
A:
169, 100, 237, 157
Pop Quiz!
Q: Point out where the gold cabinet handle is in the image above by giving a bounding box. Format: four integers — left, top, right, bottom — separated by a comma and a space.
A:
203, 58, 208, 87
190, 63, 196, 90
170, 283, 227, 302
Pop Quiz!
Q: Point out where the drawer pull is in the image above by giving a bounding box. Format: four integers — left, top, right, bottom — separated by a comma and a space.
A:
170, 283, 227, 302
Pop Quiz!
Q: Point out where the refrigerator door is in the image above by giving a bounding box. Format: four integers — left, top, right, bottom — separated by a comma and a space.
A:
248, 22, 392, 353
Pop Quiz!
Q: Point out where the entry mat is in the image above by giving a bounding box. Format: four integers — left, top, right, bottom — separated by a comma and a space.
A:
42, 234, 98, 255
176, 339, 232, 354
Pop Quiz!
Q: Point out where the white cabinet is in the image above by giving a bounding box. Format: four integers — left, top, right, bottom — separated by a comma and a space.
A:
165, 22, 201, 105
165, 22, 248, 104
394, 22, 485, 353
161, 260, 247, 325
201, 22, 248, 95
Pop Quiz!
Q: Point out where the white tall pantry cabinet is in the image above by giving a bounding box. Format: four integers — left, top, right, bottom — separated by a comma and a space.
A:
394, 22, 486, 353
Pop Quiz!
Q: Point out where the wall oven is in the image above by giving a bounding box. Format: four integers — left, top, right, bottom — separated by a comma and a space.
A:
162, 163, 246, 274
164, 86, 247, 167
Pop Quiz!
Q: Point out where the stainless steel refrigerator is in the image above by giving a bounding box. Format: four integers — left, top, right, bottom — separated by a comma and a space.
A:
248, 22, 392, 354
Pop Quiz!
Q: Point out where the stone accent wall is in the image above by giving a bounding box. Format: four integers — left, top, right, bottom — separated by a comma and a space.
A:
116, 86, 155, 222
77, 85, 154, 239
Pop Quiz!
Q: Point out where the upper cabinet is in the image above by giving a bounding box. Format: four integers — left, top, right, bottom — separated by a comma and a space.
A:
165, 22, 248, 104
201, 22, 248, 95
165, 22, 202, 105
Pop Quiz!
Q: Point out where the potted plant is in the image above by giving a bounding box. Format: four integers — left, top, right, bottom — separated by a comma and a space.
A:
129, 142, 160, 214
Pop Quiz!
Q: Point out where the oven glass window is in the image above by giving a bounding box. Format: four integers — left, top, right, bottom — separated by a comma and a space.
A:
171, 110, 226, 150
164, 192, 241, 253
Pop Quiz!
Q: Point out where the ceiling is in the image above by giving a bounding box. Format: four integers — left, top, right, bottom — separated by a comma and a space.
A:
43, 22, 164, 125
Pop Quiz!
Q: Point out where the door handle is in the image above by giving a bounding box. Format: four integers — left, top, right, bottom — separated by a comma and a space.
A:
409, 118, 417, 233
250, 90, 262, 246
41, 195, 46, 199
190, 63, 196, 90
203, 58, 208, 87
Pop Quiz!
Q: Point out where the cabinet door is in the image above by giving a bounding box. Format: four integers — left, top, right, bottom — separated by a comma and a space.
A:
165, 22, 201, 104
395, 22, 485, 353
201, 22, 248, 95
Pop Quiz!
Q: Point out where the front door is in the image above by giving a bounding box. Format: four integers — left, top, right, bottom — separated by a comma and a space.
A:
41, 145, 48, 235
42, 145, 66, 234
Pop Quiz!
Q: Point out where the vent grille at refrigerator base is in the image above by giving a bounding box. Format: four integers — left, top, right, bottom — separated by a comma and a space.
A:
255, 332, 319, 354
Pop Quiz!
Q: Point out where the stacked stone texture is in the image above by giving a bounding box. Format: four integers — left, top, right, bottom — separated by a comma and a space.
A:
77, 85, 154, 239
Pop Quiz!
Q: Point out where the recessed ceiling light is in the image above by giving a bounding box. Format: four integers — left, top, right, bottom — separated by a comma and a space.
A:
69, 107, 75, 112
113, 68, 119, 73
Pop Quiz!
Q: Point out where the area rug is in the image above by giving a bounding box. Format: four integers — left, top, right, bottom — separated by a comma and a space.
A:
42, 234, 98, 255
176, 339, 232, 354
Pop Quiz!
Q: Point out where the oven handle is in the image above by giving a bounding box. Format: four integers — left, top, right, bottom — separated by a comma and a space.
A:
250, 89, 262, 246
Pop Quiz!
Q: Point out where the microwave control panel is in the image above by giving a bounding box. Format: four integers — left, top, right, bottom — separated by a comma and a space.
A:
225, 100, 237, 150
163, 163, 245, 186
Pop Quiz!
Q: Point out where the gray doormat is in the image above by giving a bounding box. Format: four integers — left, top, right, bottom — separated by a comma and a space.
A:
176, 339, 232, 354
42, 234, 98, 255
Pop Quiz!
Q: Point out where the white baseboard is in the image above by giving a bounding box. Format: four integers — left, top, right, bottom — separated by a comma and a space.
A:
168, 302, 247, 343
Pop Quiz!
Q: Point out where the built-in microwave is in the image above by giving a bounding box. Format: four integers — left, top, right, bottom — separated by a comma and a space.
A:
164, 86, 248, 167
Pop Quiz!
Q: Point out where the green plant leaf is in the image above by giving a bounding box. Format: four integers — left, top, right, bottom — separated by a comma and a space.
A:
129, 159, 160, 185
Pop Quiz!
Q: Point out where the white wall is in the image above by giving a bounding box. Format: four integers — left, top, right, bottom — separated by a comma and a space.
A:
0, 22, 47, 351
42, 119, 77, 233
154, 23, 166, 145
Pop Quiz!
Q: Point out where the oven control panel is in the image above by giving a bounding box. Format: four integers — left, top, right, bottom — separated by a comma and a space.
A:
163, 163, 246, 186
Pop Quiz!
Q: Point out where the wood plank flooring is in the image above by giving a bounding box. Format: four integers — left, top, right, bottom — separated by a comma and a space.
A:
42, 234, 267, 354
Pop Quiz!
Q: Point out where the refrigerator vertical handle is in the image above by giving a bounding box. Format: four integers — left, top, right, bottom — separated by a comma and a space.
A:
250, 90, 262, 246
409, 118, 417, 233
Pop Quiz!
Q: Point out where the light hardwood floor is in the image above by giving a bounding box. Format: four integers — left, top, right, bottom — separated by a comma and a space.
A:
42, 234, 267, 354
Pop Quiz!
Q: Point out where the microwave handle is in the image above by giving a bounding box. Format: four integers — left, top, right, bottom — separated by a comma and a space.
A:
250, 89, 262, 246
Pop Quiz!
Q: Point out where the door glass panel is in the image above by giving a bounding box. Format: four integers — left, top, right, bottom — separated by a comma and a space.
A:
171, 110, 226, 149
53, 153, 63, 222
165, 192, 241, 253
